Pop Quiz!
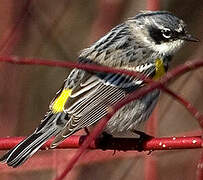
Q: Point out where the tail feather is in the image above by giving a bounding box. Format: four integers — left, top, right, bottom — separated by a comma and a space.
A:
0, 112, 66, 167
0, 128, 58, 167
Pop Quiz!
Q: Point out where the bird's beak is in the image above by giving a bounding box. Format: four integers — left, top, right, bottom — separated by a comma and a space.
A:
180, 33, 200, 42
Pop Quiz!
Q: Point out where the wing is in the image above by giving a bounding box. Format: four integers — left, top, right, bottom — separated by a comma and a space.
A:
51, 72, 126, 147
50, 61, 157, 147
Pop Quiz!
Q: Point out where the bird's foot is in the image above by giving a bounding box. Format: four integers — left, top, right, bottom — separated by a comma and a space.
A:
133, 130, 153, 152
95, 132, 113, 151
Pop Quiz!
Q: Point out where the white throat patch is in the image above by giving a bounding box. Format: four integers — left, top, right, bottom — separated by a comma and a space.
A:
149, 39, 184, 55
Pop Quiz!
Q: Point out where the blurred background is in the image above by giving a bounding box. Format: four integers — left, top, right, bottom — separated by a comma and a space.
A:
0, 0, 203, 179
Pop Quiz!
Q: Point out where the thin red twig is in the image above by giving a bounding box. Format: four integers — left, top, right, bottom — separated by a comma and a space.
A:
144, 156, 157, 180
0, 56, 148, 80
161, 86, 203, 122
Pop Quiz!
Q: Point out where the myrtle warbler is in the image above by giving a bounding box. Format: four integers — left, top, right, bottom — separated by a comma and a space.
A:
0, 11, 198, 167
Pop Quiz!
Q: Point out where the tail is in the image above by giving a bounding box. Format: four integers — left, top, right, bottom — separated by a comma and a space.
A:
0, 112, 66, 167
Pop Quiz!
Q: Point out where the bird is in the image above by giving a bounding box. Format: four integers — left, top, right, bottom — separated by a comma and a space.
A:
0, 11, 199, 167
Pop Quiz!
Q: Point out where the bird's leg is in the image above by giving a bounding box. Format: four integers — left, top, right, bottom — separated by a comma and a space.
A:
95, 132, 113, 151
133, 130, 153, 152
101, 132, 113, 139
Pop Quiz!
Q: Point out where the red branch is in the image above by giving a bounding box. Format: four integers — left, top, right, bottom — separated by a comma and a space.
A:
0, 136, 202, 151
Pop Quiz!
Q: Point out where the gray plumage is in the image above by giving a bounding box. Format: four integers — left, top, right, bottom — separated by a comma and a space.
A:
0, 11, 198, 167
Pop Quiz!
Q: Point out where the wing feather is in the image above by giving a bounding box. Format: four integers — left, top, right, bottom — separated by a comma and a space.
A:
52, 62, 157, 146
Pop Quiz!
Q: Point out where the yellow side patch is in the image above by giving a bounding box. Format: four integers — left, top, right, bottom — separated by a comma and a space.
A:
153, 59, 166, 80
51, 89, 72, 113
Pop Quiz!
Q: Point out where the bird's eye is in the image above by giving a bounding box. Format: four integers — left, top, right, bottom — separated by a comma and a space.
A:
162, 28, 172, 39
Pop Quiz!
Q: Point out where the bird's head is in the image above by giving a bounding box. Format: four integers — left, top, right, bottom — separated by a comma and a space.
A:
127, 11, 199, 56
